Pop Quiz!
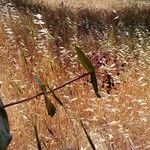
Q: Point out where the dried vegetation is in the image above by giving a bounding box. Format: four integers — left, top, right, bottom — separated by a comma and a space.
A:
0, 0, 150, 149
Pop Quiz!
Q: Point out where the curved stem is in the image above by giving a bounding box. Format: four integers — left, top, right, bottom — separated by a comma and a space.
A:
1, 72, 90, 109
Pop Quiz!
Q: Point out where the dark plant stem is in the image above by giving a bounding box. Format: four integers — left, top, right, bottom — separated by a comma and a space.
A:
1, 72, 90, 109
80, 120, 96, 150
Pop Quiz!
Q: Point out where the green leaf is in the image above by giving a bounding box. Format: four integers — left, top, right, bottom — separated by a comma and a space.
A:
90, 73, 101, 98
33, 76, 56, 117
75, 46, 101, 98
75, 46, 95, 73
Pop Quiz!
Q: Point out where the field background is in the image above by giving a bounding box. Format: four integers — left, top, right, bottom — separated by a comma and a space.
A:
29, 0, 150, 8
0, 0, 150, 150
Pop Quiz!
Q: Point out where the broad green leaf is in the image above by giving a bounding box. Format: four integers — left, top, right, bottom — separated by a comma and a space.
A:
75, 46, 95, 73
75, 46, 101, 98
90, 73, 101, 98
33, 76, 56, 117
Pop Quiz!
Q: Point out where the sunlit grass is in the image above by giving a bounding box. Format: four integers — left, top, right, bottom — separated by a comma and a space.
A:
0, 0, 150, 149
28, 0, 150, 9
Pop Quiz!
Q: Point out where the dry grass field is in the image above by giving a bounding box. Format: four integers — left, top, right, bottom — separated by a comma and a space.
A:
25, 0, 150, 8
0, 0, 150, 149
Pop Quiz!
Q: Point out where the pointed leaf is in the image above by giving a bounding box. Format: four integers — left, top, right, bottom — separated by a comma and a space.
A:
90, 73, 101, 98
45, 97, 56, 117
33, 76, 56, 117
75, 46, 95, 73
75, 46, 101, 98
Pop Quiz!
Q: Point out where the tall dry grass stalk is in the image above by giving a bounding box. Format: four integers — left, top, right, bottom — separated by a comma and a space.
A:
0, 0, 150, 149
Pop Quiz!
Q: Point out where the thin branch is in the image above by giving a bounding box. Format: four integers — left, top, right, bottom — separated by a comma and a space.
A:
1, 72, 90, 109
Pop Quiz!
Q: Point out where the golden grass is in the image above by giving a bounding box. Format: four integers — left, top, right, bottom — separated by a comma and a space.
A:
32, 0, 150, 9
0, 0, 150, 149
